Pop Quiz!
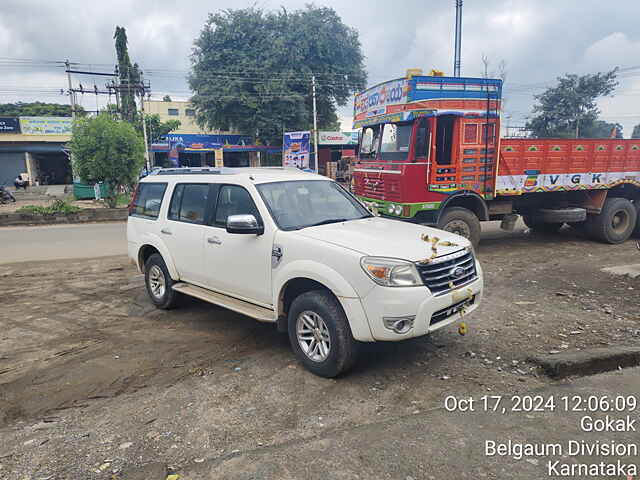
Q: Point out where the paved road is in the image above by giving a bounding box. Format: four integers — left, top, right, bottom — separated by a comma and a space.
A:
0, 222, 127, 264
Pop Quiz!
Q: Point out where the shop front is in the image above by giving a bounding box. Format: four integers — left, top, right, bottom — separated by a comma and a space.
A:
317, 131, 359, 180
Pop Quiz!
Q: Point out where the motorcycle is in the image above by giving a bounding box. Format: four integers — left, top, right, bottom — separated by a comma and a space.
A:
0, 184, 16, 204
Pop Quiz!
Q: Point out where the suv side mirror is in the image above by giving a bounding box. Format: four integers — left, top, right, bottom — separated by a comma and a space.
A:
226, 214, 264, 235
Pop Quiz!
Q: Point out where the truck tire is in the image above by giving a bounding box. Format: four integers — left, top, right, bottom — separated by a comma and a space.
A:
586, 197, 637, 244
288, 290, 359, 378
633, 202, 640, 238
144, 253, 181, 309
538, 207, 586, 223
437, 207, 481, 248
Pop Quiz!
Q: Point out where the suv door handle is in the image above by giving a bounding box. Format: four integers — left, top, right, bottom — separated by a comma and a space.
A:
207, 236, 222, 245
160, 228, 172, 235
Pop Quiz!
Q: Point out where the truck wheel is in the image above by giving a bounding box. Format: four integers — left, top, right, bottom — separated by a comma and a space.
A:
144, 253, 181, 309
522, 216, 563, 233
633, 202, 640, 238
288, 290, 359, 378
587, 197, 637, 244
437, 207, 481, 248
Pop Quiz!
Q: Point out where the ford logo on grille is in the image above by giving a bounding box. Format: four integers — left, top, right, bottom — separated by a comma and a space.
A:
451, 266, 466, 278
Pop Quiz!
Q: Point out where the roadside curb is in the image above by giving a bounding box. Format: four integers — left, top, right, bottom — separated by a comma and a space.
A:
530, 346, 640, 378
0, 208, 127, 227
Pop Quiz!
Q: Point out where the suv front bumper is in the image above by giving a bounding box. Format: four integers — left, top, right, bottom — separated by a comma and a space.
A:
359, 265, 483, 341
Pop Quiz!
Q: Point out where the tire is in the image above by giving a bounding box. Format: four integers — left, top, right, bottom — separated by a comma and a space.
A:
436, 207, 481, 249
288, 290, 359, 378
144, 253, 181, 309
633, 202, 640, 238
538, 207, 586, 223
586, 197, 637, 244
522, 215, 563, 233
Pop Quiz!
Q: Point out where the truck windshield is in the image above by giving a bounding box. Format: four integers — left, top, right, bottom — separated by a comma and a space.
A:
380, 123, 412, 161
359, 125, 380, 159
257, 180, 372, 231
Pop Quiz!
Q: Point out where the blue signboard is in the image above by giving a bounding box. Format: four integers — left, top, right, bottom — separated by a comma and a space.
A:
283, 131, 310, 168
162, 133, 253, 145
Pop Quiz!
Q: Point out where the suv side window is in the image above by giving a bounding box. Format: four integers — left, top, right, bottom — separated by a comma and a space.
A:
214, 185, 261, 227
168, 183, 210, 224
130, 182, 167, 219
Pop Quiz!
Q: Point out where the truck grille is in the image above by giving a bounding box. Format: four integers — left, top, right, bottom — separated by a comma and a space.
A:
415, 249, 477, 295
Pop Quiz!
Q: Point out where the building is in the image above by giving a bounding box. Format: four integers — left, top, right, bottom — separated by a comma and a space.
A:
143, 99, 211, 134
0, 116, 72, 185
144, 100, 281, 167
317, 131, 359, 176
150, 134, 281, 169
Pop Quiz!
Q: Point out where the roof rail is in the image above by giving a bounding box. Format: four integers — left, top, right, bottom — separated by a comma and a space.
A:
153, 167, 235, 176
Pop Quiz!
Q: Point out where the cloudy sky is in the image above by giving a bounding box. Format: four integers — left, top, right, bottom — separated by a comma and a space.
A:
2, 0, 639, 136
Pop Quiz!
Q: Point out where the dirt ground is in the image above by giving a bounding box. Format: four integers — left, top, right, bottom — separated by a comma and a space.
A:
1, 227, 639, 479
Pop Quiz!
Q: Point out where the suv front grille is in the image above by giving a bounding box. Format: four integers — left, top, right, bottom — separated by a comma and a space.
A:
415, 249, 477, 295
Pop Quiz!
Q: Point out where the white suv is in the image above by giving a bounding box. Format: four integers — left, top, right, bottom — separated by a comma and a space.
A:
127, 167, 483, 377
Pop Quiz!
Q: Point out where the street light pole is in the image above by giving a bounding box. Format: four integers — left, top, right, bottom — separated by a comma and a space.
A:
312, 75, 319, 173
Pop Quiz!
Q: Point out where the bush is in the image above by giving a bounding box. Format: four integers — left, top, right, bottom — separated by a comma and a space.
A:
17, 200, 81, 215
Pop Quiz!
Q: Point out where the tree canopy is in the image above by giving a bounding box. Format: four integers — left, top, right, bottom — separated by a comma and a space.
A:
137, 114, 181, 143
632, 124, 640, 139
0, 102, 85, 117
189, 6, 367, 145
69, 114, 144, 207
525, 70, 618, 138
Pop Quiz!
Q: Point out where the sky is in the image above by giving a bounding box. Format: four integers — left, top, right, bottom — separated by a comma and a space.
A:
1, 0, 640, 136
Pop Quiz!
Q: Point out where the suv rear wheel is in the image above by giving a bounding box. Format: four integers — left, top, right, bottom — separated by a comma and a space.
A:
144, 253, 181, 309
288, 290, 359, 378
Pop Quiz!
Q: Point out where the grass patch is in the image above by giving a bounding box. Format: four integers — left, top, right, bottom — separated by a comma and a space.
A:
17, 199, 82, 215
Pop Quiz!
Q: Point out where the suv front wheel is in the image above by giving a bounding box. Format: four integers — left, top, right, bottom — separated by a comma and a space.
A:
288, 290, 359, 378
144, 253, 181, 309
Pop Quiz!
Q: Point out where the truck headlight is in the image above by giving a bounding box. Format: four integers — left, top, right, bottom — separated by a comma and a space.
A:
360, 257, 423, 287
394, 205, 402, 215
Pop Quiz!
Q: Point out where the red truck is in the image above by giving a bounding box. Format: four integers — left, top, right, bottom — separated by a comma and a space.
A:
351, 72, 640, 247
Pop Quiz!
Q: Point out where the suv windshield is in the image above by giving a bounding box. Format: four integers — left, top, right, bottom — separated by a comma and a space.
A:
257, 180, 372, 230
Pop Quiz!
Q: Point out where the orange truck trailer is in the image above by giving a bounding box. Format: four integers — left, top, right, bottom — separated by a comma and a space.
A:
351, 71, 640, 247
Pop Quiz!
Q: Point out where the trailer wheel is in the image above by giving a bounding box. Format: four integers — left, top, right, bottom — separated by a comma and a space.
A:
587, 197, 637, 244
437, 207, 481, 248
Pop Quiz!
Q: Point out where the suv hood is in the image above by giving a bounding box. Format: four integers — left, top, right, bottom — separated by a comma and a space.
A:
295, 217, 470, 261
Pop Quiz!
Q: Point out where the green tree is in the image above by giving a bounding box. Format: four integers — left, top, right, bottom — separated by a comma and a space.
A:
579, 120, 623, 138
632, 124, 640, 139
162, 95, 172, 102
189, 6, 366, 145
525, 70, 618, 138
69, 114, 144, 208
114, 26, 141, 123
0, 102, 85, 117
137, 114, 181, 143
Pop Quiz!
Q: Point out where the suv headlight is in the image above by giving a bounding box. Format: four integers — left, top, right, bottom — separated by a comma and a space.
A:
360, 257, 423, 287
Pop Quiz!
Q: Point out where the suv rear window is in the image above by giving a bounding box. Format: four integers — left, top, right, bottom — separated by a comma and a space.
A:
130, 182, 167, 219
168, 184, 210, 224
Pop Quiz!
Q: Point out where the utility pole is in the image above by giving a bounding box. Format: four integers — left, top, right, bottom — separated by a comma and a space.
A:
311, 75, 319, 173
139, 76, 151, 170
453, 0, 463, 77
65, 59, 76, 120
